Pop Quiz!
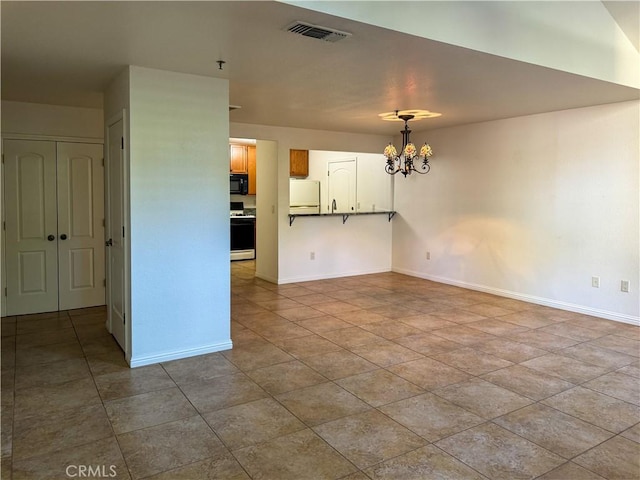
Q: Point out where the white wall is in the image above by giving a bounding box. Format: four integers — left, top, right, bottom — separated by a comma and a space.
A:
393, 101, 640, 324
1, 100, 103, 139
356, 152, 394, 213
230, 194, 256, 208
126, 66, 231, 366
255, 140, 279, 282
230, 122, 394, 283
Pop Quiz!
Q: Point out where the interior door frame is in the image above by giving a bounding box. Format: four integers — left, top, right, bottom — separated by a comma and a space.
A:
105, 110, 131, 362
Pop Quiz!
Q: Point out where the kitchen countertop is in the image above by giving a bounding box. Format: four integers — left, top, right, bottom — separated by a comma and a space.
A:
288, 210, 395, 226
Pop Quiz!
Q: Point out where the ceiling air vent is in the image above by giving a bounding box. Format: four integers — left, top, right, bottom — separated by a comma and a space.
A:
285, 21, 351, 43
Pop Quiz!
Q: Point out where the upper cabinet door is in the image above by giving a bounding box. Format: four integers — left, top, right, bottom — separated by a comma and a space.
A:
3, 140, 59, 315
230, 144, 248, 173
290, 149, 309, 177
247, 146, 257, 195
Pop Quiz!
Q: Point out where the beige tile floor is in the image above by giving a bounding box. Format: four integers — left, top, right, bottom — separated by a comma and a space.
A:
1, 259, 639, 479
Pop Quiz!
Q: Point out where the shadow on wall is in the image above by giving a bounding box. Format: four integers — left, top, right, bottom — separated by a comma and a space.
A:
433, 216, 536, 290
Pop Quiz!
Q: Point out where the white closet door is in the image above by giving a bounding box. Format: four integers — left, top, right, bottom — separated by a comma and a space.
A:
4, 140, 59, 315
56, 142, 105, 310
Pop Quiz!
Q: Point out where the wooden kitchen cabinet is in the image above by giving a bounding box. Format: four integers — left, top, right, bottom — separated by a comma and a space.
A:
290, 149, 309, 177
247, 145, 257, 195
230, 144, 248, 173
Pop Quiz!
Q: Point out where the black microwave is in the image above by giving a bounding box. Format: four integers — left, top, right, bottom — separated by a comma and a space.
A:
230, 173, 248, 195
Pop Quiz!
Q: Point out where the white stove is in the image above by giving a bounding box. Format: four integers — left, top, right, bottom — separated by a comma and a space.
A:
230, 202, 256, 261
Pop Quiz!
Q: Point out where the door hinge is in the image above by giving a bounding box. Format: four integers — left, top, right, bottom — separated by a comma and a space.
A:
102, 218, 105, 227
103, 279, 106, 287
1, 154, 4, 164
122, 226, 125, 238
123, 313, 126, 325
2, 221, 5, 231
102, 158, 105, 167
121, 137, 124, 149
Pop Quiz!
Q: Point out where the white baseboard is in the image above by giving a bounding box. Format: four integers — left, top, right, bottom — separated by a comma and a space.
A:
255, 271, 279, 284
129, 340, 233, 368
393, 267, 639, 326
278, 267, 392, 285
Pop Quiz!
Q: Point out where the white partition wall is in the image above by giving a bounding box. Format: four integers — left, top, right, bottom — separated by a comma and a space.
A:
255, 140, 279, 283
105, 66, 231, 366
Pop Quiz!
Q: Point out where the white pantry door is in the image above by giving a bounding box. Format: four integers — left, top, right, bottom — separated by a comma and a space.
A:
106, 119, 127, 351
4, 140, 59, 315
56, 142, 105, 310
328, 159, 357, 214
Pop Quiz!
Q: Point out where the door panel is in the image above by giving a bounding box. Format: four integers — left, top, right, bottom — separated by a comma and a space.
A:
4, 140, 58, 315
106, 120, 126, 351
56, 142, 105, 310
19, 251, 48, 293
70, 249, 94, 288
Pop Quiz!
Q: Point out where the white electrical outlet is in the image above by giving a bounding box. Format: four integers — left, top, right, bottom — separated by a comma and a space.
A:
621, 280, 630, 293
591, 276, 600, 288
426, 251, 431, 260
310, 252, 315, 260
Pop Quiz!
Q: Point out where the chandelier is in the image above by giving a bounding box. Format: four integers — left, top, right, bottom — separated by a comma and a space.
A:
382, 111, 434, 177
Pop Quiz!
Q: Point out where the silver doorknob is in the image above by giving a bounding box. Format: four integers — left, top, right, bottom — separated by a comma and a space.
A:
47, 234, 55, 241
105, 239, 113, 247
60, 234, 67, 240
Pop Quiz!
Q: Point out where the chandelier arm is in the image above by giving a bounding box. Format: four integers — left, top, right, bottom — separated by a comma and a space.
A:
385, 161, 401, 175
412, 161, 431, 175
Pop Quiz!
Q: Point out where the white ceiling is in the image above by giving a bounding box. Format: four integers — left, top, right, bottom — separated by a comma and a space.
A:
2, 1, 638, 136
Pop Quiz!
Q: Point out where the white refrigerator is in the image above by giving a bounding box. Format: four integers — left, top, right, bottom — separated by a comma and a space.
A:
290, 179, 320, 214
